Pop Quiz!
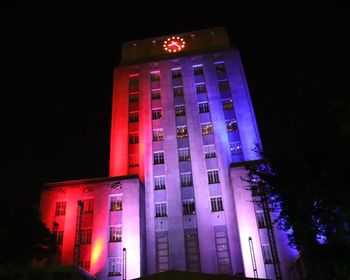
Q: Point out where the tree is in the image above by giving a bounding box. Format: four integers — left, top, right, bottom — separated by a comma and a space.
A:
246, 64, 350, 279
0, 187, 57, 280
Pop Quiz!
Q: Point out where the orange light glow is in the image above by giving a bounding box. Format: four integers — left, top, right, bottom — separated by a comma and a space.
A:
91, 238, 104, 266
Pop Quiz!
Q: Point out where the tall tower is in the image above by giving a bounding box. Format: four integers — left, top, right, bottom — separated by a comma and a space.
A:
40, 27, 298, 280
109, 27, 297, 279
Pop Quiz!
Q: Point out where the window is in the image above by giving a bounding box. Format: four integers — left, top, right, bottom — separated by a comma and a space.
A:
81, 229, 92, 244
175, 105, 186, 116
193, 65, 204, 76
185, 232, 201, 272
182, 199, 196, 215
53, 229, 64, 245
156, 235, 169, 272
180, 172, 193, 187
222, 99, 233, 110
178, 148, 190, 161
55, 201, 66, 216
196, 83, 207, 94
218, 80, 230, 91
207, 170, 220, 184
226, 120, 238, 132
215, 63, 226, 73
129, 77, 139, 92
151, 89, 161, 100
150, 71, 160, 82
230, 142, 242, 155
152, 108, 162, 120
129, 154, 139, 168
198, 102, 209, 113
155, 202, 167, 217
176, 126, 188, 138
80, 260, 91, 272
153, 151, 165, 165
82, 198, 94, 214
109, 225, 122, 242
215, 229, 232, 274
262, 244, 273, 264
152, 129, 164, 141
129, 112, 139, 123
108, 257, 122, 276
211, 197, 224, 212
110, 196, 122, 211
129, 133, 139, 144
256, 210, 266, 228
204, 145, 216, 158
154, 176, 166, 190
173, 86, 184, 97
201, 123, 213, 135
172, 69, 182, 79
129, 93, 139, 103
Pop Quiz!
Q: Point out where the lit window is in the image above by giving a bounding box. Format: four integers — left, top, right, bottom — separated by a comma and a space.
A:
172, 69, 182, 79
110, 196, 122, 211
82, 198, 94, 214
81, 229, 92, 244
201, 123, 213, 135
180, 172, 193, 187
152, 108, 162, 120
129, 93, 139, 103
211, 197, 223, 211
218, 80, 230, 91
198, 102, 209, 113
109, 225, 122, 242
256, 210, 266, 228
155, 202, 167, 217
129, 133, 139, 144
262, 244, 273, 264
207, 170, 220, 184
230, 142, 242, 155
196, 83, 207, 94
153, 151, 165, 165
154, 176, 166, 190
80, 260, 91, 272
182, 199, 196, 215
55, 201, 66, 216
178, 148, 190, 161
226, 119, 238, 132
150, 71, 160, 82
108, 257, 122, 276
215, 63, 226, 73
173, 86, 184, 97
204, 144, 216, 158
177, 126, 188, 138
222, 99, 233, 110
175, 105, 186, 116
152, 129, 164, 141
193, 65, 204, 76
151, 89, 161, 100
129, 112, 139, 123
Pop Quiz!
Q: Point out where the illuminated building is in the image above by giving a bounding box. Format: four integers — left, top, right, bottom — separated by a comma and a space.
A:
40, 27, 298, 280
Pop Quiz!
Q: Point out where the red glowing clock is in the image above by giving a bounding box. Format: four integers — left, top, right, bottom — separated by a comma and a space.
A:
163, 36, 186, 53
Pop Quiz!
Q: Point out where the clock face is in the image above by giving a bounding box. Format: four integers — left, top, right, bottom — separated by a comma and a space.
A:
163, 36, 186, 53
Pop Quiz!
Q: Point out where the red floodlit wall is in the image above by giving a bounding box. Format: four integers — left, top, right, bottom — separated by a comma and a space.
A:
109, 67, 129, 177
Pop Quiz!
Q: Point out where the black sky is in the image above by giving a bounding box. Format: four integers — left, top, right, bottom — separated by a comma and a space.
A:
2, 2, 316, 205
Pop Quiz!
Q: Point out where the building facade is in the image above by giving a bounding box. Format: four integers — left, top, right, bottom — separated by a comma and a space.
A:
40, 27, 298, 280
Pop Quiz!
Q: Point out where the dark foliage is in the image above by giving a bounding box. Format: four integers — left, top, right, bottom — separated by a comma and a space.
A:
245, 64, 350, 279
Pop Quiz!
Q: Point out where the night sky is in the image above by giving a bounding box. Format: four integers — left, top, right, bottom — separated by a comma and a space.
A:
3, 3, 346, 207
